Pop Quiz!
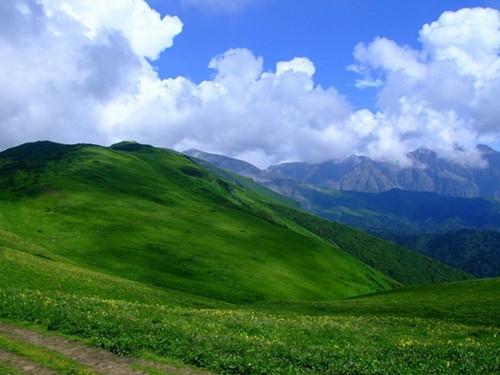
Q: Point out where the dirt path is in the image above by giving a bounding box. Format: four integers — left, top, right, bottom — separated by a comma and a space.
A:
0, 321, 210, 375
0, 348, 56, 375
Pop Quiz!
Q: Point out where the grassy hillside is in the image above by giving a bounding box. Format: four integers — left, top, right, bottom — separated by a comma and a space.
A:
0, 141, 496, 373
0, 141, 396, 303
270, 205, 470, 284
257, 278, 500, 326
188, 156, 300, 209
0, 247, 497, 374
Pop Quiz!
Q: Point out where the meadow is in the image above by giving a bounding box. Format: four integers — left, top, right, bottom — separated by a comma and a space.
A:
0, 247, 499, 374
0, 141, 498, 374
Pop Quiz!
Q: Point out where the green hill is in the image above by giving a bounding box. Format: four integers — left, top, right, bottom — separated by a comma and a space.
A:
0, 246, 497, 374
0, 141, 496, 374
0, 141, 398, 303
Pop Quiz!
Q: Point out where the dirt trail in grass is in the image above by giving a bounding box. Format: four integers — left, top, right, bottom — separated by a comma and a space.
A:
0, 321, 210, 375
0, 348, 57, 374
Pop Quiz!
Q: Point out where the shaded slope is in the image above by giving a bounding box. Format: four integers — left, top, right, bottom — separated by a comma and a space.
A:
270, 205, 470, 284
186, 152, 471, 285
374, 229, 500, 277
0, 141, 394, 303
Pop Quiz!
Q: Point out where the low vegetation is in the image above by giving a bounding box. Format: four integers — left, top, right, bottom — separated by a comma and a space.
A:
0, 141, 497, 374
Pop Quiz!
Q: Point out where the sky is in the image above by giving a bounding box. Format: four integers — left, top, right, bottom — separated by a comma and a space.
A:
148, 0, 500, 109
1, 0, 500, 167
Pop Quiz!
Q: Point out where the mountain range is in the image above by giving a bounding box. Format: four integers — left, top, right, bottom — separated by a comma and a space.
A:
186, 145, 500, 198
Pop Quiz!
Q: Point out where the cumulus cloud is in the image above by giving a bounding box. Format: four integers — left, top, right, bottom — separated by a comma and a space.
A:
42, 0, 182, 59
0, 2, 499, 168
276, 57, 316, 78
350, 7, 500, 164
0, 0, 180, 149
101, 48, 352, 167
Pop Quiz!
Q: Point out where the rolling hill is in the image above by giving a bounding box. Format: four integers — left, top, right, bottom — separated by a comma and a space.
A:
0, 141, 396, 303
184, 149, 500, 278
0, 140, 469, 303
0, 141, 496, 374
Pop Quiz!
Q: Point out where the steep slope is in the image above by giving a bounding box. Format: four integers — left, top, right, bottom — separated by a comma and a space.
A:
185, 149, 500, 233
185, 152, 472, 284
374, 229, 500, 277
0, 141, 395, 303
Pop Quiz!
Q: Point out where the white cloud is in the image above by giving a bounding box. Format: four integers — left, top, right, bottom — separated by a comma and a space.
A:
42, 0, 183, 59
100, 49, 352, 167
350, 7, 500, 164
276, 57, 316, 78
0, 3, 499, 168
353, 37, 426, 79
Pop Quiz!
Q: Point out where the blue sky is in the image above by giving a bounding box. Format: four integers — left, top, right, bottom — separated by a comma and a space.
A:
147, 0, 500, 110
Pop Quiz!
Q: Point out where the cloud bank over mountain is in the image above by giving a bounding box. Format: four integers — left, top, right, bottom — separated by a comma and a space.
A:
0, 1, 499, 167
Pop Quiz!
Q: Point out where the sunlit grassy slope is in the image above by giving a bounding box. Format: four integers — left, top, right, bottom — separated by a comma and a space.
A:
255, 278, 500, 326
0, 141, 399, 303
0, 246, 497, 374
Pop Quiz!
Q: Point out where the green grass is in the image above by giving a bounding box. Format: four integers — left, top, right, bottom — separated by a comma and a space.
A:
0, 242, 498, 374
0, 141, 496, 374
271, 204, 470, 284
0, 333, 95, 374
0, 362, 24, 375
0, 283, 498, 374
254, 278, 500, 326
0, 240, 498, 373
0, 246, 225, 308
0, 141, 398, 303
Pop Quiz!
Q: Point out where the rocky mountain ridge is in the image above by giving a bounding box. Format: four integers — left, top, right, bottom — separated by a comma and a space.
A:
185, 145, 500, 198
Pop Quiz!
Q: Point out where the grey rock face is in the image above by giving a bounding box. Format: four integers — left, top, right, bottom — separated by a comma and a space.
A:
268, 147, 500, 198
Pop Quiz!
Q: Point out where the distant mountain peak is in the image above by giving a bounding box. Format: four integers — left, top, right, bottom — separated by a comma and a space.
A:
187, 145, 500, 199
